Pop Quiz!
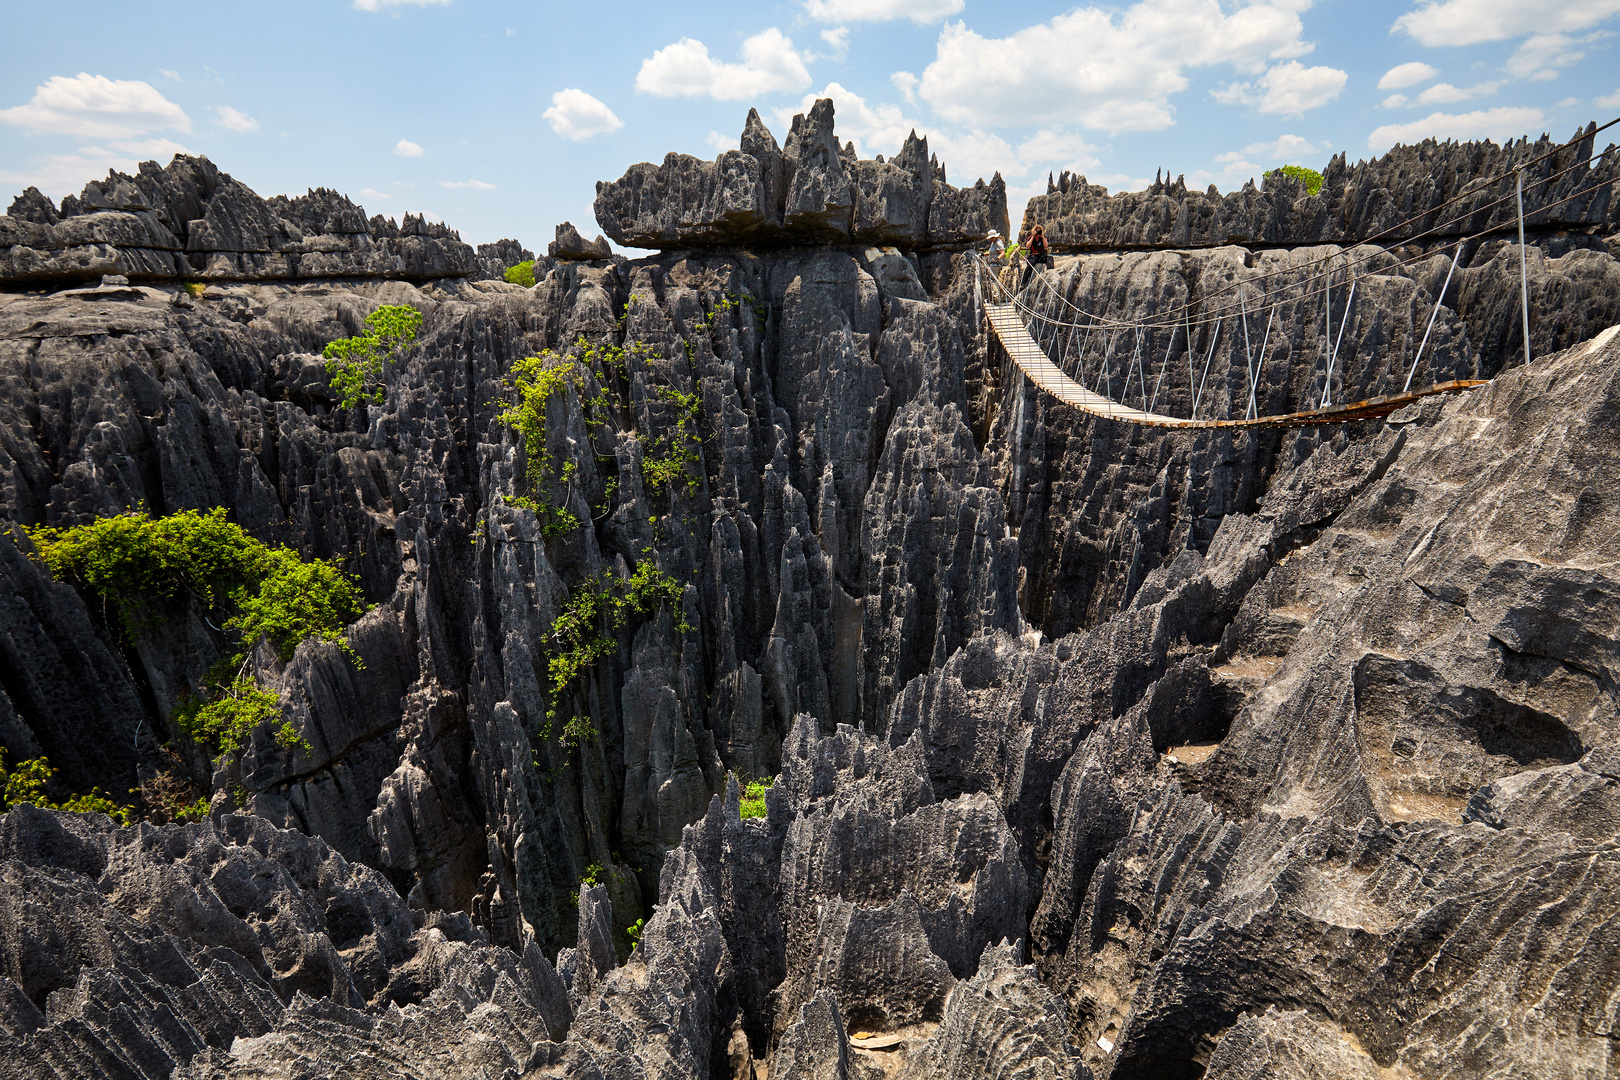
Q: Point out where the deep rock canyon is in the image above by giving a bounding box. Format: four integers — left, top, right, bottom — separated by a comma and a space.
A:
2, 102, 1619, 1079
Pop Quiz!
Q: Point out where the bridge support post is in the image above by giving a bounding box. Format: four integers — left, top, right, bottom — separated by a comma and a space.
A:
1516, 166, 1532, 369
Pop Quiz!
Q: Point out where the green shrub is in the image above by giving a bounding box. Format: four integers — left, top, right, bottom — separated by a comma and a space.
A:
172, 677, 307, 756
0, 749, 131, 825
1277, 165, 1324, 196
26, 508, 364, 763
641, 386, 702, 497
739, 776, 774, 819
322, 304, 422, 409
26, 507, 366, 662
504, 260, 537, 288
625, 917, 645, 951
543, 561, 689, 746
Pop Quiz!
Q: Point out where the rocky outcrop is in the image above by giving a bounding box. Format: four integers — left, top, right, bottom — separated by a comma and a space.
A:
547, 222, 611, 261
0, 158, 476, 287
594, 102, 1009, 251
5, 126, 1620, 1080
1025, 123, 1620, 251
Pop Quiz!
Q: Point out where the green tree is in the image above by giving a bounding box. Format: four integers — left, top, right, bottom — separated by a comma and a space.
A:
323, 304, 423, 409
1277, 165, 1324, 196
0, 749, 131, 824
504, 260, 537, 288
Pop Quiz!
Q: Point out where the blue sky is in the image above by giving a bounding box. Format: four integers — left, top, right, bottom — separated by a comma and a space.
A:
3, 0, 1618, 251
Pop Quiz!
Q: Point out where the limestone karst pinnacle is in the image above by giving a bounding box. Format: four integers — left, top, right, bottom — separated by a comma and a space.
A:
1, 106, 1619, 1078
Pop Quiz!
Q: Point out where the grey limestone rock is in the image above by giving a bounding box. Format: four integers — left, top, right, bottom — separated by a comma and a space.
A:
548, 221, 612, 260
771, 990, 856, 1080
899, 942, 1090, 1080
0, 155, 475, 287
595, 102, 1006, 251
1024, 123, 1619, 251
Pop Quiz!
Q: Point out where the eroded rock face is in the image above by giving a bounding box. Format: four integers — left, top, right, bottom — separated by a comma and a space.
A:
4, 128, 1620, 1080
1024, 123, 1620, 251
593, 102, 1009, 251
0, 158, 479, 287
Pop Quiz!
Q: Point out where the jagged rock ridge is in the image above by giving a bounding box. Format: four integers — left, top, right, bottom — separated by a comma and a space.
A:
1, 113, 1619, 1080
594, 101, 1010, 251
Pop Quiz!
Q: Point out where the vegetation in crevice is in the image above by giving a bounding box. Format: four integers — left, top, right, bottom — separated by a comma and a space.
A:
1277, 164, 1325, 196
503, 260, 537, 288
322, 303, 422, 409
503, 287, 761, 750
542, 558, 689, 746
1, 749, 131, 824
739, 775, 774, 819
25, 507, 365, 761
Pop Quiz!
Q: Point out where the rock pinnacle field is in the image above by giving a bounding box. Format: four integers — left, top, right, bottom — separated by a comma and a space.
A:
2, 100, 1620, 1080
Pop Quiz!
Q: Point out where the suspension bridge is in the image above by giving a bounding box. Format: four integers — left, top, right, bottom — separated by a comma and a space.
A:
974, 119, 1619, 429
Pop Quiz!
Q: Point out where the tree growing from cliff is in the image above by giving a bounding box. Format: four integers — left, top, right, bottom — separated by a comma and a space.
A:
25, 508, 364, 759
322, 304, 423, 409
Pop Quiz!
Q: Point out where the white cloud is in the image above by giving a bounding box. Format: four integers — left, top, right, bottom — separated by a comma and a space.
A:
804, 0, 962, 22
891, 71, 919, 105
1243, 133, 1323, 159
917, 1, 1318, 132
212, 105, 259, 132
360, 187, 391, 200
1508, 32, 1603, 79
1216, 61, 1346, 115
1598, 87, 1620, 107
159, 69, 182, 83
820, 27, 850, 54
1382, 93, 1410, 108
1414, 80, 1500, 104
0, 137, 189, 198
0, 73, 190, 139
543, 88, 623, 141
1367, 105, 1545, 151
353, 0, 451, 9
635, 28, 811, 100
394, 138, 423, 156
1394, 0, 1620, 46
440, 179, 495, 189
1378, 61, 1437, 89
1257, 60, 1346, 113
705, 130, 739, 153
1017, 129, 1101, 171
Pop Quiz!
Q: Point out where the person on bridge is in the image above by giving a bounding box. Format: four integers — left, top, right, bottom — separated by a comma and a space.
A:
1021, 223, 1051, 288
985, 229, 1005, 263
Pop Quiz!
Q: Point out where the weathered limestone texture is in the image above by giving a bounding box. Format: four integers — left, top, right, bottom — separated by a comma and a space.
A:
3, 117, 1620, 1079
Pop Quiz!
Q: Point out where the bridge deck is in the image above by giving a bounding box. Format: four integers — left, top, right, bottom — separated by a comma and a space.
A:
985, 303, 1485, 429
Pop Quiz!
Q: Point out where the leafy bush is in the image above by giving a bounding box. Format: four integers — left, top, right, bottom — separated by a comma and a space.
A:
322, 304, 422, 409
739, 776, 774, 819
625, 917, 645, 951
642, 386, 703, 497
495, 337, 640, 536
544, 561, 689, 745
172, 677, 307, 756
0, 749, 131, 824
26, 507, 367, 662
1277, 165, 1324, 195
26, 508, 363, 763
504, 260, 537, 288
